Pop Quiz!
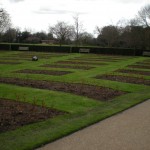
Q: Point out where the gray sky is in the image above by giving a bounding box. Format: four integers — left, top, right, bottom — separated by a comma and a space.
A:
0, 0, 150, 33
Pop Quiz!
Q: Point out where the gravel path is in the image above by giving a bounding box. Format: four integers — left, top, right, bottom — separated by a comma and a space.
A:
37, 100, 150, 150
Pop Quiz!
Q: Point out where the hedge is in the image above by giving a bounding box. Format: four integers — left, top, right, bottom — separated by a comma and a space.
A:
0, 43, 144, 56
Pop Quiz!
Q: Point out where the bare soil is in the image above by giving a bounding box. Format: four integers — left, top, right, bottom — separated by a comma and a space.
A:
56, 61, 106, 66
143, 59, 150, 62
15, 52, 67, 56
0, 61, 21, 65
116, 69, 150, 76
75, 56, 128, 60
0, 98, 64, 133
42, 64, 94, 70
128, 65, 150, 69
68, 58, 118, 62
136, 62, 150, 65
11, 53, 67, 59
0, 57, 29, 60
0, 77, 125, 101
95, 74, 150, 86
15, 69, 72, 76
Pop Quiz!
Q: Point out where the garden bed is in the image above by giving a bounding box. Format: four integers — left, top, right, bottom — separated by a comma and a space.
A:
143, 59, 150, 62
11, 53, 67, 59
116, 69, 150, 76
127, 65, 150, 69
0, 77, 125, 101
42, 64, 94, 70
15, 69, 72, 76
68, 58, 118, 62
0, 98, 64, 133
0, 57, 29, 60
0, 61, 21, 65
56, 61, 106, 65
95, 74, 150, 86
136, 62, 150, 65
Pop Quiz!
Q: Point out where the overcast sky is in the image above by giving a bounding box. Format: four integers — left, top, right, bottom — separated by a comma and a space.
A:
0, 0, 150, 33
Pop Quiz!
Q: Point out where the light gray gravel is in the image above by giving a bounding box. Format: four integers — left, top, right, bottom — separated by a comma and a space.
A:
37, 100, 150, 150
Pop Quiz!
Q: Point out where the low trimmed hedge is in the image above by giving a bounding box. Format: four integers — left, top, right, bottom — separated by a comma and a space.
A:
0, 43, 143, 56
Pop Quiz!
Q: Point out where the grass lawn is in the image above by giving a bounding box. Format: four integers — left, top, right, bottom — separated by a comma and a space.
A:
0, 51, 150, 150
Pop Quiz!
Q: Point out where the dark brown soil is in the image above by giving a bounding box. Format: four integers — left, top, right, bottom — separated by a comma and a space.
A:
76, 56, 128, 60
100, 57, 127, 60
15, 52, 67, 56
74, 57, 123, 60
143, 59, 150, 62
116, 69, 150, 76
0, 98, 64, 133
0, 61, 21, 65
95, 74, 150, 86
42, 64, 94, 70
127, 65, 150, 69
56, 61, 106, 65
11, 53, 67, 59
15, 69, 72, 76
136, 62, 150, 65
0, 57, 29, 61
0, 77, 125, 101
68, 58, 118, 62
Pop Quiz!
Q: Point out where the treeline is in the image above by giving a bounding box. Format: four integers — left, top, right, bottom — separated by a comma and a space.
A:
0, 29, 54, 44
0, 5, 150, 50
96, 25, 150, 50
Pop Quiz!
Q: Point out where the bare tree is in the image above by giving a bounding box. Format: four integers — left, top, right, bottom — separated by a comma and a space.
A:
49, 21, 74, 46
0, 8, 11, 34
73, 14, 84, 46
95, 26, 102, 35
137, 4, 150, 27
